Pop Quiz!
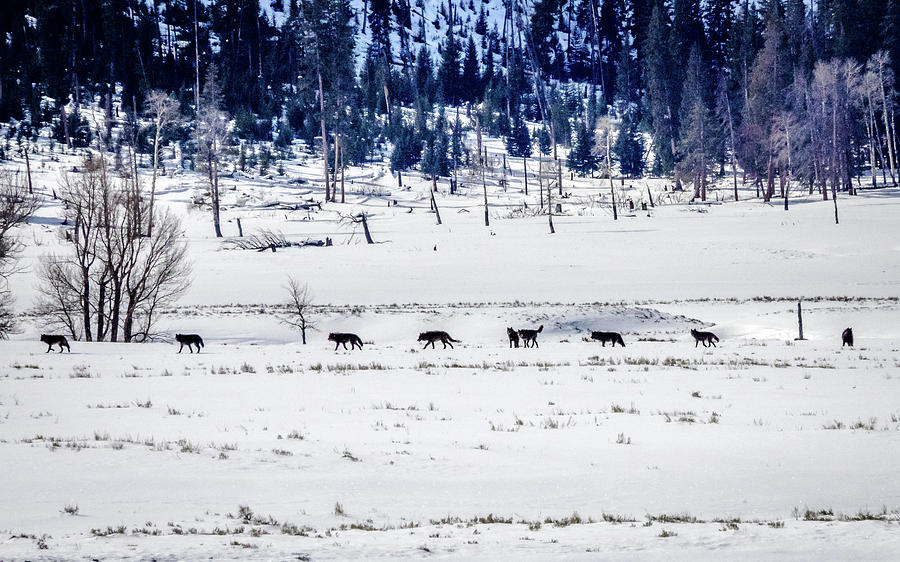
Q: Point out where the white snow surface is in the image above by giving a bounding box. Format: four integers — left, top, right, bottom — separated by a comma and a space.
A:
2, 129, 900, 559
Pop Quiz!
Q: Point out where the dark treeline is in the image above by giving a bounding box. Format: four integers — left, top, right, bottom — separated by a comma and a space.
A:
2, 0, 900, 199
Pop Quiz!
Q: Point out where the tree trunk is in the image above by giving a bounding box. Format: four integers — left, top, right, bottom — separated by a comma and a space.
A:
547, 166, 555, 234
890, 108, 899, 185
360, 214, 374, 244
211, 151, 222, 237
557, 157, 563, 197
482, 164, 490, 227
340, 135, 345, 203
539, 156, 544, 209
523, 156, 528, 195
24, 146, 33, 194
608, 129, 617, 220
61, 105, 71, 150
864, 95, 877, 188
832, 178, 839, 225
797, 301, 804, 340
724, 93, 739, 200
123, 301, 136, 343
193, 0, 200, 110
81, 268, 92, 342
879, 68, 897, 184
318, 69, 330, 201
96, 280, 106, 342
431, 176, 442, 225
149, 124, 162, 236
785, 115, 792, 211
109, 280, 122, 342
475, 116, 483, 169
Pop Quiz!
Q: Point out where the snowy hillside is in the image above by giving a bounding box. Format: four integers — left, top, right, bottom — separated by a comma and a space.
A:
3, 106, 900, 558
3, 1, 900, 557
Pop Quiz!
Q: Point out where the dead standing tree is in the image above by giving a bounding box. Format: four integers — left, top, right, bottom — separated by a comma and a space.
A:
144, 90, 182, 237
196, 67, 229, 238
339, 212, 375, 244
36, 157, 191, 341
282, 277, 317, 344
0, 172, 40, 337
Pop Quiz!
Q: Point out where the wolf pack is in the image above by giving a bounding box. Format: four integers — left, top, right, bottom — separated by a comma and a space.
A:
37, 327, 857, 354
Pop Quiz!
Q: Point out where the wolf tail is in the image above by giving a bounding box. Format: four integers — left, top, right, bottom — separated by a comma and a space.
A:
537, 325, 544, 333
448, 336, 461, 342
197, 336, 205, 348
712, 334, 719, 342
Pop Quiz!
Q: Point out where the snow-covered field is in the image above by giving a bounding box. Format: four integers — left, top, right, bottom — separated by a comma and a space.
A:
3, 138, 900, 558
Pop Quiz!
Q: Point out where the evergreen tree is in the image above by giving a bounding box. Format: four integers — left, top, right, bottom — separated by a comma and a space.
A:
438, 27, 461, 104
613, 40, 644, 177
784, 0, 813, 74
368, 0, 392, 113
568, 121, 601, 175
598, 0, 625, 105
705, 0, 734, 77
615, 109, 644, 177
450, 113, 465, 171
630, 0, 655, 71
548, 86, 572, 148
461, 37, 482, 103
390, 123, 422, 171
531, 0, 563, 78
415, 47, 436, 106
882, 0, 900, 87
673, 0, 706, 62
677, 45, 717, 200
821, 0, 866, 60
567, 24, 591, 82
506, 107, 533, 158
368, 0, 392, 62
743, 9, 790, 200
643, 4, 678, 176
536, 127, 552, 156
475, 5, 488, 36
422, 106, 450, 178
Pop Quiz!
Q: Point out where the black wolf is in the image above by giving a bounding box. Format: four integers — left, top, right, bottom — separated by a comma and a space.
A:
40, 334, 70, 353
591, 331, 625, 347
418, 331, 460, 349
518, 325, 543, 348
842, 327, 854, 347
507, 327, 520, 348
328, 332, 364, 350
176, 333, 204, 353
690, 328, 719, 347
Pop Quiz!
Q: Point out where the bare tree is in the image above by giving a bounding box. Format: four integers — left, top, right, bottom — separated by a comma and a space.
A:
715, 72, 740, 201
339, 212, 375, 244
861, 69, 881, 187
772, 110, 798, 210
810, 59, 862, 222
869, 51, 897, 184
282, 277, 316, 344
481, 158, 489, 227
0, 172, 40, 337
196, 67, 229, 238
121, 209, 191, 341
144, 90, 182, 236
318, 69, 331, 201
35, 157, 191, 341
430, 189, 442, 225
596, 118, 617, 220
